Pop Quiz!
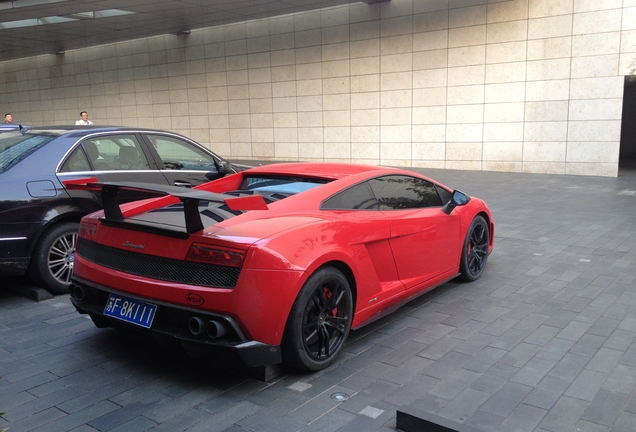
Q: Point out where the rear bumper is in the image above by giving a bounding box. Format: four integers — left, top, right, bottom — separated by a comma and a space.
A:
69, 276, 282, 368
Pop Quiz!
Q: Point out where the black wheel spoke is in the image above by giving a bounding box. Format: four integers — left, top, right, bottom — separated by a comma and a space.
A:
460, 216, 489, 280
297, 276, 352, 362
318, 325, 330, 357
324, 284, 344, 312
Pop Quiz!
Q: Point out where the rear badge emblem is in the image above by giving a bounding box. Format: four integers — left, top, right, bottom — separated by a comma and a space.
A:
122, 241, 145, 250
186, 292, 204, 306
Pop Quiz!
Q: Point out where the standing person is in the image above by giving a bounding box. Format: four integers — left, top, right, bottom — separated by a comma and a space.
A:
4, 113, 12, 123
75, 111, 93, 125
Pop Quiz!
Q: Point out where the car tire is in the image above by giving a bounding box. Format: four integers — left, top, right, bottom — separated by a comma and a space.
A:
282, 267, 353, 371
459, 215, 489, 282
29, 222, 79, 295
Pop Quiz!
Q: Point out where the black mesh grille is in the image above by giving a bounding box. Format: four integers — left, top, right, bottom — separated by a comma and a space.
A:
78, 239, 240, 288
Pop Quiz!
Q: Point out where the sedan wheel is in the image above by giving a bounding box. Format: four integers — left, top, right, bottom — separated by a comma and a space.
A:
29, 222, 79, 295
459, 215, 489, 282
282, 267, 353, 371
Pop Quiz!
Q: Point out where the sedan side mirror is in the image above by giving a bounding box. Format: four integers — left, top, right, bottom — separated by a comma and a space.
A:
442, 190, 471, 215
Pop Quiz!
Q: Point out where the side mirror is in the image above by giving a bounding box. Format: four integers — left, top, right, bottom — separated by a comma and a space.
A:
215, 160, 234, 175
442, 190, 470, 215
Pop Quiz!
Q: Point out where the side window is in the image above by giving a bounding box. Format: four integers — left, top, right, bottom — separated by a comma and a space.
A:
321, 182, 378, 210
60, 146, 90, 172
90, 135, 150, 171
436, 185, 452, 205
368, 175, 443, 210
147, 134, 217, 172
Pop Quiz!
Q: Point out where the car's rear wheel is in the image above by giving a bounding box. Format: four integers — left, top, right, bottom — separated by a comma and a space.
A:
459, 215, 489, 282
29, 222, 79, 295
282, 267, 353, 371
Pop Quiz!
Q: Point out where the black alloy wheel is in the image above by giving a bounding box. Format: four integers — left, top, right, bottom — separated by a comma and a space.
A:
282, 267, 353, 371
459, 215, 489, 282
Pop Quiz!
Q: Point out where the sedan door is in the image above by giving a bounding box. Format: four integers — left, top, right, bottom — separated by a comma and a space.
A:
368, 175, 461, 290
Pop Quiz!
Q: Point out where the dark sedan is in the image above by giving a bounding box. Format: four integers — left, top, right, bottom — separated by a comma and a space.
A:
0, 126, 243, 294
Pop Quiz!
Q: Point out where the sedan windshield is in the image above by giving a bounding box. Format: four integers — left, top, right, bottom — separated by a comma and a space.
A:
0, 133, 55, 173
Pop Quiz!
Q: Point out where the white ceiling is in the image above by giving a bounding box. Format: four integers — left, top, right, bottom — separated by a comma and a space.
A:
0, 0, 382, 62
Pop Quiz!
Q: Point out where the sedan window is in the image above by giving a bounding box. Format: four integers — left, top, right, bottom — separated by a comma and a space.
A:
368, 175, 443, 210
92, 135, 150, 171
147, 134, 218, 172
60, 146, 91, 172
60, 135, 151, 172
0, 133, 55, 173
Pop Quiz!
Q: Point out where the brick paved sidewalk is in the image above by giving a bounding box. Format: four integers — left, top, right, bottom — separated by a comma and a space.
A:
1, 168, 635, 432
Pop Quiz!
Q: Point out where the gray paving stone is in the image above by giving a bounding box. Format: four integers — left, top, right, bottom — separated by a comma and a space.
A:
548, 352, 590, 381
564, 369, 608, 402
465, 409, 505, 431
188, 401, 262, 432
140, 408, 211, 432
510, 356, 557, 387
538, 395, 589, 432
470, 362, 519, 394
381, 356, 434, 385
602, 364, 636, 395
499, 342, 542, 368
494, 403, 547, 432
602, 328, 636, 351
286, 386, 351, 424
523, 375, 570, 411
421, 350, 471, 380
109, 416, 158, 432
339, 379, 399, 415
296, 407, 356, 432
479, 382, 533, 418
337, 361, 394, 392
31, 400, 120, 432
427, 367, 481, 401
382, 374, 440, 407
587, 316, 620, 337
581, 389, 629, 427
436, 387, 490, 423
454, 332, 497, 356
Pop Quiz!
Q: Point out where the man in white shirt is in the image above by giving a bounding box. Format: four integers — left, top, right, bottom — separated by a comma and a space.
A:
75, 111, 93, 125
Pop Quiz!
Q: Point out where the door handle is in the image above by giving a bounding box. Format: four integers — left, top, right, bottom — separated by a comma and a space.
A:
173, 181, 193, 188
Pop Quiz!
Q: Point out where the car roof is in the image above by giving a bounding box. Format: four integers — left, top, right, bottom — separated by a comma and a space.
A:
0, 124, 26, 132
244, 162, 397, 181
18, 125, 175, 137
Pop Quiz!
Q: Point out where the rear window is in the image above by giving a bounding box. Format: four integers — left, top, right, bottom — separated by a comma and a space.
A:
0, 133, 56, 173
239, 175, 329, 194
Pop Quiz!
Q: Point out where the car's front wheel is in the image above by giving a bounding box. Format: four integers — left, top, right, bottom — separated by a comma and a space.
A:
459, 215, 489, 282
29, 222, 79, 295
282, 267, 353, 371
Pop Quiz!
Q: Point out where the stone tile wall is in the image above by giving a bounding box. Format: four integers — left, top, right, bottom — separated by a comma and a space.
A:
1, 0, 634, 176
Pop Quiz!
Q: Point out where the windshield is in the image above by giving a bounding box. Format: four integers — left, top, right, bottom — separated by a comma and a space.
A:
0, 133, 56, 173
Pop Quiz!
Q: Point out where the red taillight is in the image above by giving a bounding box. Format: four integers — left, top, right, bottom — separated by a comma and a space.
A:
78, 222, 97, 241
185, 243, 245, 267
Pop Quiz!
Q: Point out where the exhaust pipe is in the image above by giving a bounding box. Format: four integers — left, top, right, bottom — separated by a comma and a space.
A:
69, 283, 87, 301
206, 320, 228, 339
188, 316, 206, 336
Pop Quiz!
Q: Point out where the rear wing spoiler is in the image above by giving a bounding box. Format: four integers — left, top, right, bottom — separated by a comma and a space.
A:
64, 179, 267, 235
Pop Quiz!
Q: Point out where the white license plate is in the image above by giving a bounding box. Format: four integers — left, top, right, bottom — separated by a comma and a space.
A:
103, 294, 157, 328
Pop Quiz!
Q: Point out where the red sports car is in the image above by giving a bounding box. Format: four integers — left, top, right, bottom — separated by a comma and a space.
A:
69, 163, 494, 371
